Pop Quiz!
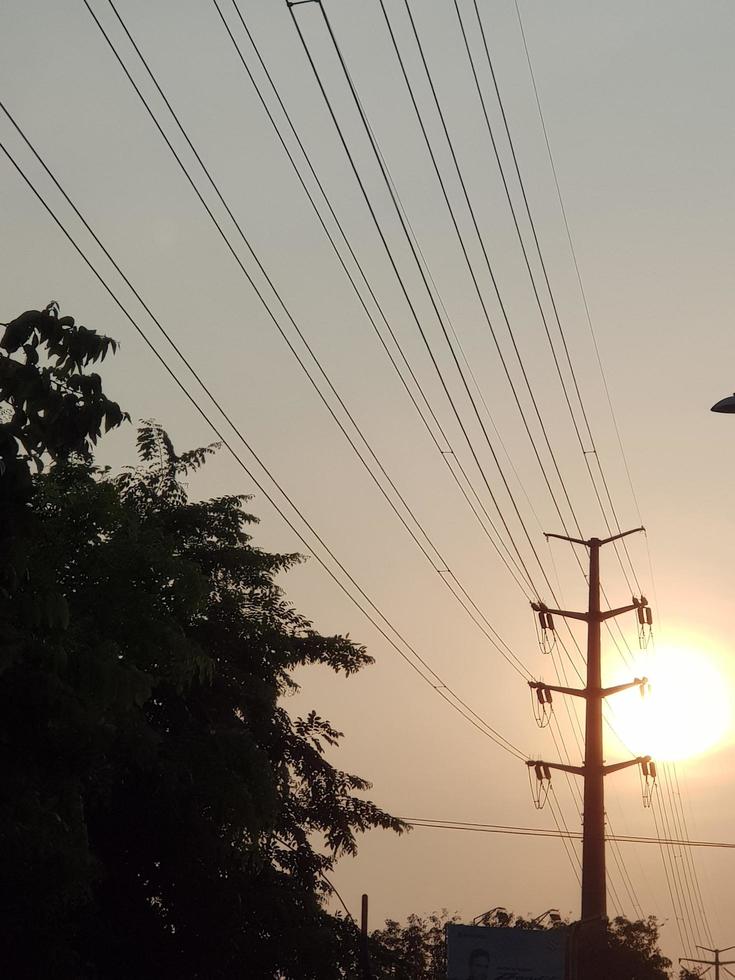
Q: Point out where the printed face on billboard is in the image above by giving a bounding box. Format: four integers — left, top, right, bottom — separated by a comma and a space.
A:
446, 924, 568, 980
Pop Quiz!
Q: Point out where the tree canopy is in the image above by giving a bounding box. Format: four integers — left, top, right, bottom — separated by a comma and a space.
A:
368, 908, 679, 980
0, 306, 403, 978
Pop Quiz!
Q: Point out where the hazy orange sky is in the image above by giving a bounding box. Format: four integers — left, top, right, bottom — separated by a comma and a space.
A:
4, 0, 735, 966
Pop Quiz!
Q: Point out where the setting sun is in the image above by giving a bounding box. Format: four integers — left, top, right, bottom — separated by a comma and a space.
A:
607, 645, 732, 761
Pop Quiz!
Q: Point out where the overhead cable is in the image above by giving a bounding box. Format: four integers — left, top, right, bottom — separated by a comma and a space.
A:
0, 113, 526, 763
289, 0, 559, 600
217, 0, 535, 596
509, 0, 643, 591
83, 0, 532, 680
402, 817, 735, 850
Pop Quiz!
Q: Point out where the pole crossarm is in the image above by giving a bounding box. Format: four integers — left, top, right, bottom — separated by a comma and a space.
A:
530, 601, 589, 623
527, 757, 648, 778
544, 532, 590, 547
602, 756, 650, 776
600, 601, 647, 623
532, 598, 645, 623
529, 680, 586, 699
543, 527, 645, 548
599, 527, 645, 546
529, 678, 648, 700
600, 602, 640, 621
601, 678, 648, 698
527, 759, 585, 777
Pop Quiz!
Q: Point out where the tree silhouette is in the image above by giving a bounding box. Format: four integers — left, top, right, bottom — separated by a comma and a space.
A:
0, 307, 403, 978
370, 909, 674, 980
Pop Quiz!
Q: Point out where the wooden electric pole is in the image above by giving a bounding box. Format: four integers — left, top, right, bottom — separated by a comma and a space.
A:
526, 529, 650, 934
681, 945, 735, 980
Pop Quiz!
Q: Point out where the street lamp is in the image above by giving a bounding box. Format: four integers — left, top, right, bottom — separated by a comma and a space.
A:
472, 906, 507, 926
531, 908, 562, 927
711, 393, 735, 413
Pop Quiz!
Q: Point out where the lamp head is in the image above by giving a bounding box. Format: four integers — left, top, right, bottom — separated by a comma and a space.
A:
711, 393, 735, 413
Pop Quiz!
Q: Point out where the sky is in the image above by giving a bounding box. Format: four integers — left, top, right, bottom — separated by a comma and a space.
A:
3, 0, 735, 967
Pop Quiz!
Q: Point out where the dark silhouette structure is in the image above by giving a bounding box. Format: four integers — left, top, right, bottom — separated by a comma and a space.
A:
526, 529, 651, 957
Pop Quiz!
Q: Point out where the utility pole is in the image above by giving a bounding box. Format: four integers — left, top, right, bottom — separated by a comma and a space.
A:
360, 893, 372, 980
680, 945, 735, 979
525, 529, 651, 941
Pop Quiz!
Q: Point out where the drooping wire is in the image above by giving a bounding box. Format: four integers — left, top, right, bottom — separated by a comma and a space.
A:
81, 0, 533, 681
673, 763, 724, 945
292, 7, 613, 849
402, 0, 639, 611
547, 786, 581, 887
0, 116, 527, 764
462, 0, 660, 742
289, 0, 568, 602
606, 812, 645, 919
217, 0, 535, 597
667, 765, 710, 946
650, 789, 693, 957
374, 0, 639, 706
509, 0, 643, 592
451, 0, 650, 686
660, 762, 711, 949
289, 8, 627, 784
378, 0, 583, 547
275, 835, 355, 923
401, 816, 735, 849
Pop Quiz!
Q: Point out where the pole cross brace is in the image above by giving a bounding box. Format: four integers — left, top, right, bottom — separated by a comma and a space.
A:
603, 755, 650, 776
531, 600, 644, 623
528, 678, 647, 700
544, 528, 645, 547
526, 756, 650, 778
601, 677, 648, 698
531, 601, 588, 623
529, 680, 586, 699
527, 759, 584, 777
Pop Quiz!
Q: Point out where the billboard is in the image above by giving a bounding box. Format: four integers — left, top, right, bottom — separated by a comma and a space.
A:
446, 924, 568, 980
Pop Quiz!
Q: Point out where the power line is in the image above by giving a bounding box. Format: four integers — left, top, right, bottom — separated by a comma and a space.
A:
547, 785, 581, 887
12, 5, 600, 864
217, 0, 536, 597
366, 1, 604, 847
651, 790, 692, 956
660, 763, 711, 949
446, 0, 644, 677
358, 0, 636, 735
509, 0, 643, 594
655, 774, 700, 955
0, 112, 526, 764
82, 0, 532, 681
286, 6, 611, 812
401, 817, 735, 850
289, 0, 565, 601
606, 812, 644, 919
100, 10, 621, 893
378, 0, 582, 547
463, 0, 635, 589
672, 762, 716, 948
275, 835, 355, 924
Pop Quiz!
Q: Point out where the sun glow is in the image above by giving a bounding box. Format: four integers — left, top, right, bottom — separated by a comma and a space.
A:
606, 645, 732, 762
